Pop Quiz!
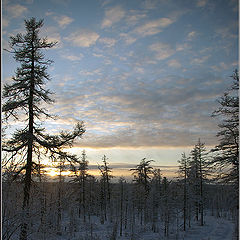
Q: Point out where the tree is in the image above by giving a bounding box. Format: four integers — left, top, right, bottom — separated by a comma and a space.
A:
177, 152, 190, 231
211, 70, 239, 195
211, 70, 239, 238
130, 158, 154, 225
189, 139, 208, 226
72, 150, 89, 221
98, 155, 113, 223
162, 177, 170, 237
118, 177, 126, 237
2, 18, 85, 240
151, 168, 162, 232
130, 158, 154, 194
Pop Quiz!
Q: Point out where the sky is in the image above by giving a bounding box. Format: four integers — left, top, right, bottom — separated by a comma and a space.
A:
2, 0, 238, 179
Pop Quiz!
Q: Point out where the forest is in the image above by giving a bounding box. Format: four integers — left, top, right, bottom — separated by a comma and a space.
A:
2, 18, 239, 240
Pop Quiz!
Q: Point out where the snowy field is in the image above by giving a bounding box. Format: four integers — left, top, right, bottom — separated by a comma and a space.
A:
33, 214, 234, 240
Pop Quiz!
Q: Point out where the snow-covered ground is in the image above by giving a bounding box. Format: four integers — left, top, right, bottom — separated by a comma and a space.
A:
44, 214, 234, 240
117, 215, 235, 240
173, 215, 235, 240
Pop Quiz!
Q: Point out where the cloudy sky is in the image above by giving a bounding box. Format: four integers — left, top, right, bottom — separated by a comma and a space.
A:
2, 0, 238, 177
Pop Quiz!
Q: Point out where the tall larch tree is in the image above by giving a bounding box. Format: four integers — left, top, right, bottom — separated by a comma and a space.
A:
72, 150, 89, 221
189, 139, 208, 226
177, 152, 190, 231
211, 70, 239, 197
2, 18, 85, 240
98, 155, 113, 223
211, 70, 239, 238
130, 158, 154, 225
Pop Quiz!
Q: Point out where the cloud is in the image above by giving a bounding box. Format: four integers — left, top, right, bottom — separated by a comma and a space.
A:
125, 10, 146, 26
215, 27, 237, 39
41, 26, 62, 48
176, 43, 191, 51
149, 42, 175, 60
99, 37, 116, 47
61, 53, 83, 61
65, 30, 99, 47
2, 18, 9, 27
6, 4, 27, 18
119, 33, 137, 45
53, 15, 74, 28
101, 6, 125, 28
141, 0, 160, 9
134, 67, 145, 74
47, 75, 225, 151
134, 18, 173, 36
168, 59, 181, 68
196, 0, 208, 7
211, 62, 231, 71
187, 31, 197, 40
192, 55, 209, 64
49, 69, 226, 149
79, 68, 102, 76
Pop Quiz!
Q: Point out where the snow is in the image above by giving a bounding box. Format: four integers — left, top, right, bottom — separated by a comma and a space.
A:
40, 214, 234, 240
177, 216, 234, 240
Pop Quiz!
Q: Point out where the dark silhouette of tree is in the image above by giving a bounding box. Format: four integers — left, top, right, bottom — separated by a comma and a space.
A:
177, 152, 190, 231
118, 177, 126, 237
98, 155, 113, 223
2, 18, 85, 240
211, 70, 239, 238
72, 150, 89, 221
130, 158, 154, 194
189, 139, 208, 226
162, 176, 170, 237
151, 168, 162, 232
130, 158, 154, 225
211, 70, 239, 192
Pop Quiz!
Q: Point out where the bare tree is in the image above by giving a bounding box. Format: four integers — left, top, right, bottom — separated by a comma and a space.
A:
130, 158, 154, 225
189, 139, 208, 226
211, 70, 239, 238
98, 155, 113, 223
211, 70, 239, 195
177, 152, 190, 231
2, 18, 85, 240
71, 150, 89, 221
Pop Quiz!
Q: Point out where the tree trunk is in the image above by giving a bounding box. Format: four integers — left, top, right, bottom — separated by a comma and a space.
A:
19, 41, 35, 240
120, 181, 123, 236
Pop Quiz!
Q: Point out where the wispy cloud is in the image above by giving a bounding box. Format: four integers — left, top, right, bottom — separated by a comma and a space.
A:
6, 4, 28, 18
53, 15, 74, 28
2, 19, 9, 27
61, 53, 83, 61
49, 69, 225, 149
187, 31, 197, 40
41, 26, 62, 48
99, 37, 117, 47
192, 55, 209, 64
65, 30, 99, 47
149, 42, 175, 60
168, 59, 181, 68
176, 43, 191, 51
215, 27, 237, 39
196, 0, 208, 7
101, 6, 125, 28
134, 18, 174, 36
119, 33, 137, 45
125, 10, 146, 26
211, 62, 231, 71
79, 68, 102, 76
141, 0, 161, 10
